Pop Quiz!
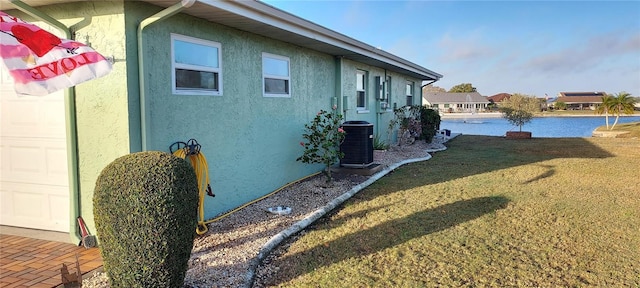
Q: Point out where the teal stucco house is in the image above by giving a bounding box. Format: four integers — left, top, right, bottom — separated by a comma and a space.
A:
0, 0, 442, 243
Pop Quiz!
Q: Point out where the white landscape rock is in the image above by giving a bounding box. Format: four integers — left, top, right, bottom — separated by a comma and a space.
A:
83, 136, 455, 288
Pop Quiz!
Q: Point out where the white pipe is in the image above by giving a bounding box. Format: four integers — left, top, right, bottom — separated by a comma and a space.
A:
137, 0, 196, 151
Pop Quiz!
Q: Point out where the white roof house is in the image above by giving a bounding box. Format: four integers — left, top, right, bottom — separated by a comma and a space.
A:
422, 92, 490, 113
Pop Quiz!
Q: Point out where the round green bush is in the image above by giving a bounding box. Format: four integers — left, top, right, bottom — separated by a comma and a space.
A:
420, 107, 441, 143
93, 151, 198, 288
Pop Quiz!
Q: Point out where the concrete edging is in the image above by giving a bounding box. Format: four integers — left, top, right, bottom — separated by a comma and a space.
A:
243, 135, 457, 287
591, 130, 631, 138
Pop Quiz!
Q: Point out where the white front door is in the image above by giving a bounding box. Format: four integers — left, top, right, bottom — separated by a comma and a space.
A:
0, 64, 70, 232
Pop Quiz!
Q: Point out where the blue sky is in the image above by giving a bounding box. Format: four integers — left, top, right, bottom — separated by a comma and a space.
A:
263, 1, 640, 97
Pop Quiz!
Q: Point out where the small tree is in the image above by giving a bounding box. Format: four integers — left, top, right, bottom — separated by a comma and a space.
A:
501, 93, 540, 113
499, 93, 538, 132
423, 84, 446, 93
501, 108, 533, 132
448, 83, 477, 93
609, 92, 637, 129
297, 108, 346, 182
595, 94, 614, 129
554, 101, 567, 110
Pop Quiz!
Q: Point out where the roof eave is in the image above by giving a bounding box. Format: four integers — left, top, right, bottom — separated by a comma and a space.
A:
154, 0, 443, 80
2, 0, 443, 80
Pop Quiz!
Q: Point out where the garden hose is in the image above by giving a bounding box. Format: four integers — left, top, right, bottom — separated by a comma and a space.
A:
169, 140, 323, 234
171, 140, 213, 235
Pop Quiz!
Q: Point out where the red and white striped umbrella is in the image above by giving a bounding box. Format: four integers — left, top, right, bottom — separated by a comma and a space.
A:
0, 11, 112, 96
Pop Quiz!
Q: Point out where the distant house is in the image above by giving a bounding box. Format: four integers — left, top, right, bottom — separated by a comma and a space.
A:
552, 92, 606, 110
422, 91, 490, 113
487, 93, 512, 104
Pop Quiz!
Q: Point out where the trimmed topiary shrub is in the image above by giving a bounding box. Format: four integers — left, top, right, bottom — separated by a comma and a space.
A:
420, 107, 441, 143
93, 151, 198, 288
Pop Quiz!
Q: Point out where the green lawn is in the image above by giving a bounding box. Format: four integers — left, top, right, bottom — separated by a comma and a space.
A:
259, 136, 640, 287
595, 121, 640, 138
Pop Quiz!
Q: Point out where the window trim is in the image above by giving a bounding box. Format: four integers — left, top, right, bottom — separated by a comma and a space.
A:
356, 70, 367, 111
385, 76, 392, 101
262, 52, 291, 98
171, 34, 222, 96
405, 81, 414, 106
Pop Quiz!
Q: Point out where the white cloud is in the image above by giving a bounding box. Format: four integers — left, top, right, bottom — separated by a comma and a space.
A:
436, 30, 497, 63
426, 26, 640, 96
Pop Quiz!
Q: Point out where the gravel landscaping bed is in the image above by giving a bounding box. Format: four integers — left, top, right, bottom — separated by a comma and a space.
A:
83, 138, 449, 288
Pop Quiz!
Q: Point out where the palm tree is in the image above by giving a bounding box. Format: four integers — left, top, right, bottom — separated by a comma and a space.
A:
595, 94, 614, 129
609, 92, 637, 130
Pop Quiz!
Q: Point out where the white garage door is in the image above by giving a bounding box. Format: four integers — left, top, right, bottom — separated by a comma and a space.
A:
0, 64, 70, 232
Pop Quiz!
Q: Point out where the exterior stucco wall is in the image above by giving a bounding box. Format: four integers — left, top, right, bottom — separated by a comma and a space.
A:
131, 3, 336, 219
4, 0, 435, 240
11, 1, 132, 233
69, 3, 131, 233
341, 59, 422, 145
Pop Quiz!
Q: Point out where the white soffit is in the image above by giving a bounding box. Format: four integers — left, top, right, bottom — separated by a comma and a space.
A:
0, 0, 442, 80
151, 0, 442, 80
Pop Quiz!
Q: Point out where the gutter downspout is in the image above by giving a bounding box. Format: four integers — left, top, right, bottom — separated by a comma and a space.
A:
137, 0, 196, 151
420, 79, 438, 107
8, 0, 82, 244
333, 56, 346, 120
376, 69, 389, 137
334, 56, 343, 116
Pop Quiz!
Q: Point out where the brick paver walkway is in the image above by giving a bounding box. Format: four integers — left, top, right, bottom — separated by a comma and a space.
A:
0, 234, 102, 288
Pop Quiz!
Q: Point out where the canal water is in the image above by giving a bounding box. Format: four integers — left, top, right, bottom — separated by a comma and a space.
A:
440, 116, 640, 138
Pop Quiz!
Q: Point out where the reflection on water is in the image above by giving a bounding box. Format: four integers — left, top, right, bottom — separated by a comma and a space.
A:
441, 116, 640, 138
